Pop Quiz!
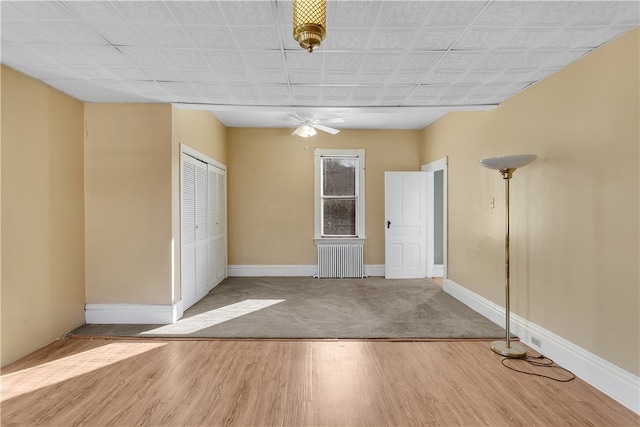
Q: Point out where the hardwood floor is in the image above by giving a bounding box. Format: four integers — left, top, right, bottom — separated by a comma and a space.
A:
1, 338, 637, 426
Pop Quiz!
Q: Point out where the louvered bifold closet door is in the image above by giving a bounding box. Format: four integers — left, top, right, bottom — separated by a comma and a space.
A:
216, 171, 227, 283
181, 155, 199, 309
181, 151, 228, 310
194, 159, 209, 301
207, 165, 218, 289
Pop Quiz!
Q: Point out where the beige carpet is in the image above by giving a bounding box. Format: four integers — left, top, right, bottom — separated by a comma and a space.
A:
71, 277, 506, 339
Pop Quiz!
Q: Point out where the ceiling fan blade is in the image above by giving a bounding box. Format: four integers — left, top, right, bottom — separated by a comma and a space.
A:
316, 117, 345, 124
287, 112, 306, 122
313, 124, 340, 135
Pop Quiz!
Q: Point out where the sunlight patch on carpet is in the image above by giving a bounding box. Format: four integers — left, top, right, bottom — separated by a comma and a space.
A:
140, 299, 286, 335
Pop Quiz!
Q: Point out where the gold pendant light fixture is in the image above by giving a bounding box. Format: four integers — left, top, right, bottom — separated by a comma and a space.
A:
293, 0, 326, 53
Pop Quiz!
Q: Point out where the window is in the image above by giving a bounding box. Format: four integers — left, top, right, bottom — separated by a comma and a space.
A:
314, 149, 365, 242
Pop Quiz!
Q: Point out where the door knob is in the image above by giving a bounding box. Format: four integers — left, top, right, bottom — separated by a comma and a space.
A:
387, 220, 391, 229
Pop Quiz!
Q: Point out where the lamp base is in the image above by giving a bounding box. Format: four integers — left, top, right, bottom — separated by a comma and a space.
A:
491, 340, 527, 358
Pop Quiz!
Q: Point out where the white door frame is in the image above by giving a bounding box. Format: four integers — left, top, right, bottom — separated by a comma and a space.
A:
421, 157, 448, 279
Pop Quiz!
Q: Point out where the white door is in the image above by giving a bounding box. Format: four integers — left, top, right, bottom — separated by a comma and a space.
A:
385, 172, 427, 279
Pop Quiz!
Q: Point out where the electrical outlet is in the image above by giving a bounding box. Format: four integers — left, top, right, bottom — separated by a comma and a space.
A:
489, 198, 495, 209
531, 336, 541, 348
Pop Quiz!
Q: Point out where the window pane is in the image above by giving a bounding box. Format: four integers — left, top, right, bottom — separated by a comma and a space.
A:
323, 198, 356, 236
322, 157, 356, 196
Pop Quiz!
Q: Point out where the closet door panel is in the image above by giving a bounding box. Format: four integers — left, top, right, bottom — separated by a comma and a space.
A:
195, 160, 208, 242
208, 166, 218, 238
181, 160, 196, 245
181, 245, 196, 309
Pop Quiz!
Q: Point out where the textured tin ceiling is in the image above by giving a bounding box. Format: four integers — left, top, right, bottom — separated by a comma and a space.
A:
1, 1, 638, 129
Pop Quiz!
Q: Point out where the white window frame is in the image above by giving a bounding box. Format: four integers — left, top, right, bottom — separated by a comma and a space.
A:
314, 148, 365, 245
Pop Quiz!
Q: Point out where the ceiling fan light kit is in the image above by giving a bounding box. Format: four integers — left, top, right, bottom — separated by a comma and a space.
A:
293, 0, 326, 53
292, 124, 318, 138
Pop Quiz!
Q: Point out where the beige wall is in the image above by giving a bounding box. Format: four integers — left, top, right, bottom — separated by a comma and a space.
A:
421, 28, 639, 375
172, 108, 227, 165
172, 107, 227, 301
227, 128, 421, 266
1, 66, 85, 366
85, 104, 173, 305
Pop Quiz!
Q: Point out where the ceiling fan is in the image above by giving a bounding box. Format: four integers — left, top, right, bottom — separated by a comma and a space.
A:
287, 113, 344, 137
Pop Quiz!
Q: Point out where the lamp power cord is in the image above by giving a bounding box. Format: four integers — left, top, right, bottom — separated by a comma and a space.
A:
501, 355, 576, 382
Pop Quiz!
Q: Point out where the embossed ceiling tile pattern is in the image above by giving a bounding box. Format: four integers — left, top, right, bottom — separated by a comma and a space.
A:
114, 1, 173, 24
378, 1, 434, 27
234, 27, 282, 49
474, 1, 541, 26
185, 26, 236, 49
288, 71, 322, 85
136, 23, 194, 48
157, 48, 208, 70
243, 51, 285, 71
62, 1, 124, 22
215, 71, 254, 84
362, 52, 403, 72
351, 86, 383, 100
222, 1, 277, 25
323, 72, 358, 85
524, 1, 590, 26
1, 0, 637, 129
397, 52, 444, 72
285, 50, 323, 71
37, 21, 107, 45
258, 84, 290, 98
412, 27, 466, 50
6, 1, 71, 20
332, 1, 381, 27
426, 1, 487, 27
578, 1, 640, 26
201, 50, 246, 71
492, 27, 557, 50
1, 20, 52, 44
454, 27, 512, 50
421, 71, 464, 85
357, 73, 389, 85
325, 53, 363, 72
323, 29, 371, 50
369, 29, 420, 50
165, 1, 226, 26
87, 21, 150, 46
252, 71, 288, 84
117, 46, 170, 68
436, 52, 484, 71
473, 52, 522, 71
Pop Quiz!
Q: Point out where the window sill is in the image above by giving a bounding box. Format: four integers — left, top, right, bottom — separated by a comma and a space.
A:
314, 238, 366, 246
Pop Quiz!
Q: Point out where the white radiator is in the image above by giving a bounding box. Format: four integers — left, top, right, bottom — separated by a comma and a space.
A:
316, 244, 364, 279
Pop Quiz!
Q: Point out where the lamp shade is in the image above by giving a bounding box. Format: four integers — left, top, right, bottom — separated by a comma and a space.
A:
479, 154, 537, 170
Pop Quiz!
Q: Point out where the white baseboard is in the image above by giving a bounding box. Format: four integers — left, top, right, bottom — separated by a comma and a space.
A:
365, 264, 385, 277
228, 265, 317, 277
228, 264, 386, 277
85, 301, 183, 325
433, 264, 444, 277
444, 279, 640, 415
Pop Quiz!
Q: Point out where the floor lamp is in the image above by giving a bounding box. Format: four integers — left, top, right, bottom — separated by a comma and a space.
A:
479, 154, 537, 358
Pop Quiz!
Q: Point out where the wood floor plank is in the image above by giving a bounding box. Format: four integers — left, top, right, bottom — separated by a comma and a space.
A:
1, 338, 637, 426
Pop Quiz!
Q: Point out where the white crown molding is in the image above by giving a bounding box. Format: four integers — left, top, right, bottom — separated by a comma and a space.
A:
443, 279, 640, 415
